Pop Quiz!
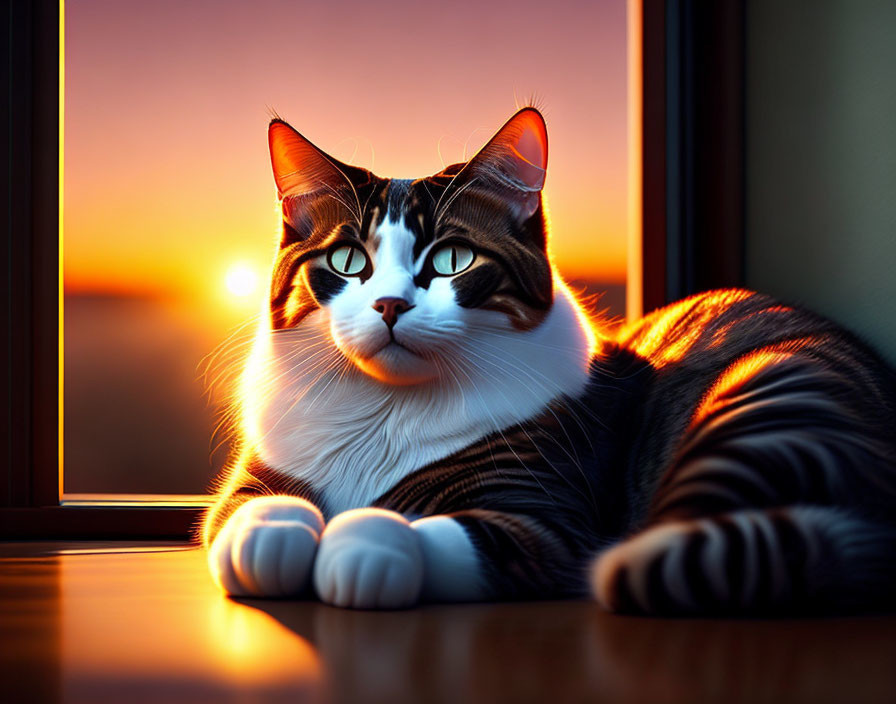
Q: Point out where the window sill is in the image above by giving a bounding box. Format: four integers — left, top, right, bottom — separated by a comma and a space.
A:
61, 493, 213, 507
0, 495, 211, 540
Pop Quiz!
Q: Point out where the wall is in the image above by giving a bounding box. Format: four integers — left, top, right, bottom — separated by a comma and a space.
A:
746, 0, 896, 364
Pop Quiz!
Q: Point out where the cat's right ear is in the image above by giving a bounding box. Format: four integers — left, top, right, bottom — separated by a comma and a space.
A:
269, 120, 351, 200
268, 120, 360, 240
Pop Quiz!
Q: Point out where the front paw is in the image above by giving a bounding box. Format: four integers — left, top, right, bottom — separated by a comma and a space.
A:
208, 496, 325, 598
313, 508, 424, 609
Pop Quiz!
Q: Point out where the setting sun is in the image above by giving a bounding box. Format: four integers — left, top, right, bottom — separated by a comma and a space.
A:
225, 264, 260, 298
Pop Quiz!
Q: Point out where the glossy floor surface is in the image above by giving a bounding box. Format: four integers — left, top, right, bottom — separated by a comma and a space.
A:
2, 542, 896, 703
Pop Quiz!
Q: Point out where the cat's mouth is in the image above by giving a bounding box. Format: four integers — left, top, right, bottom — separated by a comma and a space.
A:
387, 327, 422, 354
373, 338, 421, 359
360, 326, 422, 358
353, 337, 436, 385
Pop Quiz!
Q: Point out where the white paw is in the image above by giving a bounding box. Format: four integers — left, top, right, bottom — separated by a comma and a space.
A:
208, 496, 325, 598
313, 508, 424, 609
411, 515, 486, 602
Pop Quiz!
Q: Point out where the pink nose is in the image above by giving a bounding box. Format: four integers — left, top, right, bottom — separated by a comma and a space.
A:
373, 297, 412, 329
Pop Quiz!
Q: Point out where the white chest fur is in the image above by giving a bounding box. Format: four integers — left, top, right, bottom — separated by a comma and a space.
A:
244, 288, 593, 516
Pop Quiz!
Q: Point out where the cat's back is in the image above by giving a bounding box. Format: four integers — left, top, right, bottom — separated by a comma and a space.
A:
608, 288, 896, 520
623, 289, 829, 367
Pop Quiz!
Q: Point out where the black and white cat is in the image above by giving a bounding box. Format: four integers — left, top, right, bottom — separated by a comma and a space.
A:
204, 108, 896, 614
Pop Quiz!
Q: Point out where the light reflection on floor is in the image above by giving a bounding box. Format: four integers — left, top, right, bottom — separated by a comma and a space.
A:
59, 548, 324, 700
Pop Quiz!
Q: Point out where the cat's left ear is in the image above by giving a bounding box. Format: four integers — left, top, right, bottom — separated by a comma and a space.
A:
454, 107, 548, 220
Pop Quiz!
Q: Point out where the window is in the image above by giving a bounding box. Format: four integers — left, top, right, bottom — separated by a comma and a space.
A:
63, 0, 629, 501
1, 1, 744, 538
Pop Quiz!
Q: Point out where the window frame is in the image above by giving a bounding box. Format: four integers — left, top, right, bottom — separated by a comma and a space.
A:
628, 0, 745, 317
0, 0, 202, 539
0, 0, 744, 540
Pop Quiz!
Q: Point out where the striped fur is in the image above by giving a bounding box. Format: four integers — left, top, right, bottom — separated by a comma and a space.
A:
591, 291, 896, 613
204, 109, 896, 614
593, 506, 896, 614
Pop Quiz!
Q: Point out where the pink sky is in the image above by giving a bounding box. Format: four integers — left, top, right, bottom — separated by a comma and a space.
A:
64, 0, 627, 306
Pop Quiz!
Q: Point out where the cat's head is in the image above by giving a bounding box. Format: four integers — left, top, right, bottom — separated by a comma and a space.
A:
266, 108, 560, 385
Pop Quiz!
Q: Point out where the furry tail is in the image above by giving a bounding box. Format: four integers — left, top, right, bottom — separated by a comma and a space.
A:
591, 506, 896, 615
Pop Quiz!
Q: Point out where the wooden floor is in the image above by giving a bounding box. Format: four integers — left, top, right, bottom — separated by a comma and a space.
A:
2, 542, 896, 703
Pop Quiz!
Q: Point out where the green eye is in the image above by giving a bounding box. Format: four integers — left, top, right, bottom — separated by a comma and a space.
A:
431, 244, 475, 276
328, 245, 368, 276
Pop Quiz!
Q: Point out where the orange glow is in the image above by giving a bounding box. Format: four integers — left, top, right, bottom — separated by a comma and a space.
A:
690, 344, 806, 426
708, 305, 795, 349
620, 290, 755, 367
61, 549, 323, 690
708, 349, 793, 397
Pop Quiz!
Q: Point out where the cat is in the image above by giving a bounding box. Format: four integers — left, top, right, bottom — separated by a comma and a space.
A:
203, 107, 896, 614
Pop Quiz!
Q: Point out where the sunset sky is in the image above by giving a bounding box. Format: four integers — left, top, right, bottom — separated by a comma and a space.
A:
64, 0, 627, 312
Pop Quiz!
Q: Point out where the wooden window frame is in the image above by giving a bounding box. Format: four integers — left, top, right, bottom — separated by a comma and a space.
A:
628, 0, 745, 318
0, 0, 745, 539
1, 0, 203, 539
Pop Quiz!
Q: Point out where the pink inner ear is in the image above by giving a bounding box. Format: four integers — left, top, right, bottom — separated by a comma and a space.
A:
510, 136, 547, 191
514, 127, 547, 170
500, 110, 548, 191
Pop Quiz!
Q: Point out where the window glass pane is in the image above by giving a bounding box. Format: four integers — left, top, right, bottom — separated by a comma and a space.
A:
63, 0, 628, 494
